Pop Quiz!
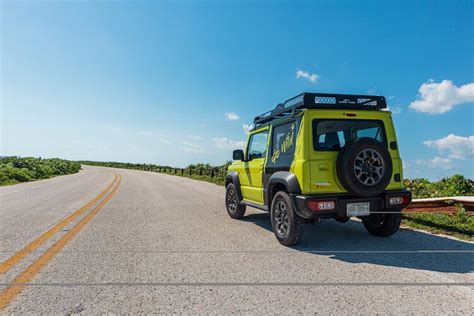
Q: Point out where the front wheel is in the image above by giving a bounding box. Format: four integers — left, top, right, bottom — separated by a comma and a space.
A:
225, 183, 246, 219
270, 191, 304, 246
362, 213, 401, 237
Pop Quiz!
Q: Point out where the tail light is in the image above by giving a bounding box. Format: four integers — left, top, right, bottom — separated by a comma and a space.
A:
307, 200, 336, 212
388, 196, 410, 206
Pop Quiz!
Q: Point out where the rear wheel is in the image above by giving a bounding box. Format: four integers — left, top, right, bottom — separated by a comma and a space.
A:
362, 213, 401, 237
270, 191, 304, 246
225, 183, 246, 219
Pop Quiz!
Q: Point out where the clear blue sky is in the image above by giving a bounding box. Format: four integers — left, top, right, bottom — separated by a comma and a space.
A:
1, 0, 473, 180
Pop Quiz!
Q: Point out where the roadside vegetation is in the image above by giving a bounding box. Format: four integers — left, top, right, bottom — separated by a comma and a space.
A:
79, 160, 230, 185
0, 156, 81, 186
402, 175, 473, 239
403, 175, 473, 199
402, 209, 472, 240
82, 160, 473, 239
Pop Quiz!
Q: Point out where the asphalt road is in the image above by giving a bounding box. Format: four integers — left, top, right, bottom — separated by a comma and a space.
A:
1, 166, 473, 314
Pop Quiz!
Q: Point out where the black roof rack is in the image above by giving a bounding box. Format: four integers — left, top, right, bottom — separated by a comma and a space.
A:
253, 92, 387, 127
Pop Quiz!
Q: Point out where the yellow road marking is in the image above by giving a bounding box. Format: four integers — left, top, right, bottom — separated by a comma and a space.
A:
0, 174, 122, 311
0, 173, 118, 276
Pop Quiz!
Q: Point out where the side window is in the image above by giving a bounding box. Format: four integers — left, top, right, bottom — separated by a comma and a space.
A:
247, 131, 268, 160
269, 120, 300, 167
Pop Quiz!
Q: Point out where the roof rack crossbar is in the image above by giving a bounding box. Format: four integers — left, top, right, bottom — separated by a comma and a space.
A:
253, 92, 387, 127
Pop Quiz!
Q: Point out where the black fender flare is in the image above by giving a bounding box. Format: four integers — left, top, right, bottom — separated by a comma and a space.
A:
265, 171, 301, 206
225, 171, 243, 201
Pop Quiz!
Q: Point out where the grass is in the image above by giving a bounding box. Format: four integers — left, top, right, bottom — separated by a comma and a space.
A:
402, 209, 473, 241
0, 179, 20, 186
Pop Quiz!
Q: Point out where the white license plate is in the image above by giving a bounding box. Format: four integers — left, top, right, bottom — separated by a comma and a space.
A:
347, 202, 370, 216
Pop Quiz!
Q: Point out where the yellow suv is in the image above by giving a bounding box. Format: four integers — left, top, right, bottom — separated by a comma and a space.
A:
225, 92, 411, 245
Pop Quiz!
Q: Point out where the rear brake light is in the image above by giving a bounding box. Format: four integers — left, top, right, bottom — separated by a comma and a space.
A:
389, 196, 409, 206
307, 200, 336, 212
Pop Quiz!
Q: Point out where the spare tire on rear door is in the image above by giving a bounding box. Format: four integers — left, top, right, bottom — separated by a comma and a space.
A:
336, 138, 392, 197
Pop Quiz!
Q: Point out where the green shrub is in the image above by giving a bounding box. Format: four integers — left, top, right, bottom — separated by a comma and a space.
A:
404, 174, 474, 199
0, 156, 81, 185
0, 165, 34, 183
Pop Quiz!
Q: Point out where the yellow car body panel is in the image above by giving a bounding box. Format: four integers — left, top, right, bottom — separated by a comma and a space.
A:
229, 109, 404, 203
299, 109, 404, 194
231, 126, 270, 204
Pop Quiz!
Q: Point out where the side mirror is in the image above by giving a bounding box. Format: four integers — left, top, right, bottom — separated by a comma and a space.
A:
233, 149, 244, 161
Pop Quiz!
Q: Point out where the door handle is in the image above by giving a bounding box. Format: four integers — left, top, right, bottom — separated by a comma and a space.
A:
259, 166, 263, 171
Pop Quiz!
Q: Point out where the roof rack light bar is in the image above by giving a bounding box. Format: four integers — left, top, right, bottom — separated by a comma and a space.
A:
253, 92, 387, 127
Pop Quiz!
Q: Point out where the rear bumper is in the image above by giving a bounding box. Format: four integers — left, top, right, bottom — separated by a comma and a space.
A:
291, 189, 412, 219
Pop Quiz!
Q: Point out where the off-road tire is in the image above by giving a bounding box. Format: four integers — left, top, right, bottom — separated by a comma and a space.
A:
337, 137, 393, 197
225, 183, 246, 219
270, 191, 304, 246
362, 213, 401, 237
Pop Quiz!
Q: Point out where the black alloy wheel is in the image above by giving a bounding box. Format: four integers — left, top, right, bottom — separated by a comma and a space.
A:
225, 183, 246, 219
270, 191, 304, 246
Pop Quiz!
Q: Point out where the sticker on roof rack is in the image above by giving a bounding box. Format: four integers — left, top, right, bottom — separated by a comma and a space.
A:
314, 96, 336, 104
339, 98, 356, 104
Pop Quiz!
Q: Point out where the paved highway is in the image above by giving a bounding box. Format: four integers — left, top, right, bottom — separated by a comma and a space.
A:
1, 166, 473, 313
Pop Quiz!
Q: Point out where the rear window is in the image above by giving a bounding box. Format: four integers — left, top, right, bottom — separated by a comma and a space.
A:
313, 119, 386, 151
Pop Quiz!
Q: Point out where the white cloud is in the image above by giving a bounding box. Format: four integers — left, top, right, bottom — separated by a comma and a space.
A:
415, 157, 453, 170
138, 131, 153, 136
402, 160, 411, 170
383, 105, 403, 114
423, 134, 474, 160
391, 106, 402, 114
409, 80, 474, 114
402, 160, 421, 176
200, 123, 207, 128
416, 157, 453, 170
242, 123, 253, 135
430, 157, 453, 169
211, 137, 246, 150
178, 141, 203, 154
178, 146, 203, 154
186, 134, 202, 140
225, 112, 240, 121
296, 70, 319, 83
138, 131, 164, 137
181, 141, 200, 148
159, 138, 171, 144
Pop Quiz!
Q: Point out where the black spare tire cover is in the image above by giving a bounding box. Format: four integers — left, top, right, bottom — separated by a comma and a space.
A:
336, 138, 392, 197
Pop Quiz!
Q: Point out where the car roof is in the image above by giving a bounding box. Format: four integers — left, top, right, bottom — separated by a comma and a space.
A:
253, 92, 387, 129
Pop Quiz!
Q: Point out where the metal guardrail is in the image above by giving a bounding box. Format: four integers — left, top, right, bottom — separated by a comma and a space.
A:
405, 196, 474, 214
